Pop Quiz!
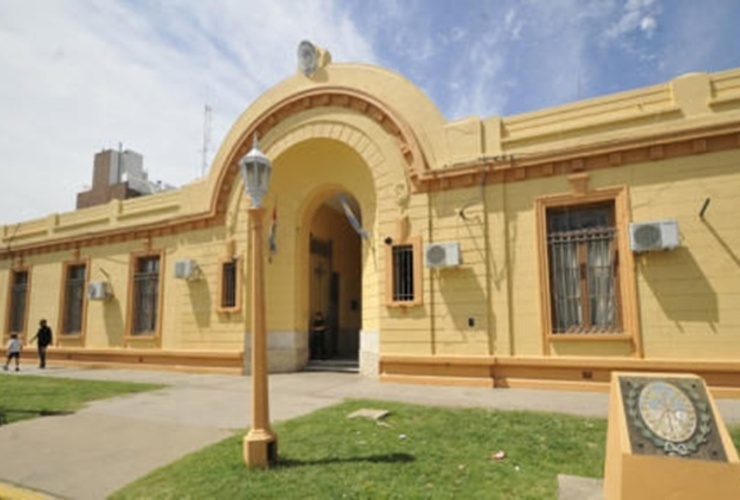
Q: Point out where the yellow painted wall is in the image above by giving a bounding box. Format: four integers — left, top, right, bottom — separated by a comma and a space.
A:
406, 146, 740, 362
426, 187, 493, 356
83, 242, 135, 349
24, 252, 65, 343
164, 226, 247, 351
625, 151, 740, 359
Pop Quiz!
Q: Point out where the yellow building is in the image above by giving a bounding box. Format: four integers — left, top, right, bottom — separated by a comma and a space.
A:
3, 46, 740, 394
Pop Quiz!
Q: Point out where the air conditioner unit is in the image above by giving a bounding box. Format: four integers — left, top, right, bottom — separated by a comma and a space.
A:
174, 259, 199, 280
629, 219, 679, 252
425, 242, 461, 268
87, 281, 112, 301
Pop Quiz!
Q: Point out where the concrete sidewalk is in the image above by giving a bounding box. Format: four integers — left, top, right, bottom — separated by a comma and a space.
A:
3, 364, 740, 499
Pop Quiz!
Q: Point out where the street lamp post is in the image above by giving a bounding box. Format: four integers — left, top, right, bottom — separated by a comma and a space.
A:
239, 135, 277, 468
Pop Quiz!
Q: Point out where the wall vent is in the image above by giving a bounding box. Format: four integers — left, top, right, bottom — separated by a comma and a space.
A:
629, 220, 679, 252
424, 242, 461, 268
87, 281, 112, 301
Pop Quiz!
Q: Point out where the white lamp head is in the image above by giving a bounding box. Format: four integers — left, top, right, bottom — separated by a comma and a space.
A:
238, 135, 272, 208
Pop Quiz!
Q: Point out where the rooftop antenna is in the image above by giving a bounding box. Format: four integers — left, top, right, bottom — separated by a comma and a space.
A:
201, 104, 212, 178
117, 141, 123, 183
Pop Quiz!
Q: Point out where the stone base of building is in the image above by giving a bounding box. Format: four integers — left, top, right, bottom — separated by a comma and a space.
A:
41, 347, 243, 374
379, 354, 740, 397
23, 329, 377, 376
243, 331, 309, 374
359, 329, 379, 377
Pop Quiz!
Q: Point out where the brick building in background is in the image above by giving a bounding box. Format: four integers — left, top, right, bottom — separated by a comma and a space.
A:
76, 149, 171, 209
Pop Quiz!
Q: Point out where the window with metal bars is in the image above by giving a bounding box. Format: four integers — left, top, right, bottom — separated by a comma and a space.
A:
392, 244, 415, 302
9, 270, 28, 334
546, 202, 621, 334
221, 259, 237, 309
132, 256, 160, 335
63, 264, 86, 335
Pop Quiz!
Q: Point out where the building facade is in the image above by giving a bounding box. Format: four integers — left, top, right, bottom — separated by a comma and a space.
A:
3, 54, 740, 394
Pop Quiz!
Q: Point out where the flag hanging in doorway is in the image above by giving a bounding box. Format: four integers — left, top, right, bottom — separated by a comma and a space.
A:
339, 195, 369, 240
268, 202, 277, 260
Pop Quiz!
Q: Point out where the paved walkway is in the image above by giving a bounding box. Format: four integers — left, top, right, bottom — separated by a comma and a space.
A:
3, 364, 740, 499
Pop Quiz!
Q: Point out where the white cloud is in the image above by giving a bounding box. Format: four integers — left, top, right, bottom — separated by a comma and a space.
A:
607, 0, 660, 39
0, 0, 375, 225
640, 15, 657, 35
504, 8, 523, 40
446, 32, 507, 119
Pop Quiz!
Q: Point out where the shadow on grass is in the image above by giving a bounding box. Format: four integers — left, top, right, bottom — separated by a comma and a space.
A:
277, 452, 415, 468
0, 409, 75, 426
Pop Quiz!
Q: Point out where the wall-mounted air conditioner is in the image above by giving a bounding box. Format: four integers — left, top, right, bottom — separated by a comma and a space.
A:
174, 259, 200, 280
425, 242, 461, 268
629, 219, 679, 252
87, 281, 112, 301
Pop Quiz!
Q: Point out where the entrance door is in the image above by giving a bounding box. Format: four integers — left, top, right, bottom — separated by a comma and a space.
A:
307, 196, 362, 363
309, 236, 332, 360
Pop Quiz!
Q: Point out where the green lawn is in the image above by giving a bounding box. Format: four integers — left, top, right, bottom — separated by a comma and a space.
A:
112, 400, 610, 500
0, 375, 163, 425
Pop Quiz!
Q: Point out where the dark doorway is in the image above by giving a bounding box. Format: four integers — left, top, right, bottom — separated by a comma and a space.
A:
307, 194, 362, 366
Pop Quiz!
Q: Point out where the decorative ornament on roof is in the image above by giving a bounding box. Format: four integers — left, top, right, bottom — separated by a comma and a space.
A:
297, 40, 332, 78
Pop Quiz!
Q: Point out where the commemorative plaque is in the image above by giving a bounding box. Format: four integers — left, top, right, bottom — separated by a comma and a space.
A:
603, 372, 740, 499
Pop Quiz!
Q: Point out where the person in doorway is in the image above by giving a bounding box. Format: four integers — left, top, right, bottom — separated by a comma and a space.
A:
3, 333, 22, 372
311, 311, 328, 360
30, 319, 52, 369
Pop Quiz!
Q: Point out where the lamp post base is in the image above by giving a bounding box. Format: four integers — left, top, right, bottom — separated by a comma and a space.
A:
243, 429, 278, 468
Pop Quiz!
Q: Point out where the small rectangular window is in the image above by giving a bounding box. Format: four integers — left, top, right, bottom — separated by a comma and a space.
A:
385, 236, 422, 307
217, 255, 242, 313
132, 256, 160, 335
392, 245, 415, 302
9, 270, 28, 334
221, 259, 237, 309
62, 264, 86, 335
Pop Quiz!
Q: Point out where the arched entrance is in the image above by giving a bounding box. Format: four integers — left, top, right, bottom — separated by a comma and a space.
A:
205, 60, 441, 377
265, 137, 379, 374
306, 193, 363, 362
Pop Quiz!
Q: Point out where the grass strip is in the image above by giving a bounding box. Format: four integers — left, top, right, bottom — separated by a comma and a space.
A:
112, 399, 610, 499
0, 375, 163, 425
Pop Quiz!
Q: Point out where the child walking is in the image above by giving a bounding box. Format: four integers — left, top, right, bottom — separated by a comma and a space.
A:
4, 333, 22, 372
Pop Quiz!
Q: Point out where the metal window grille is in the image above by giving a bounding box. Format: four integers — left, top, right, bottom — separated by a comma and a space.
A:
221, 259, 237, 308
547, 204, 619, 334
63, 264, 86, 334
133, 257, 160, 335
9, 270, 28, 333
392, 244, 415, 302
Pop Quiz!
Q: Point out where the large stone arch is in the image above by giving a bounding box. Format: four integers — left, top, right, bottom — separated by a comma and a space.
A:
257, 121, 389, 374
208, 83, 437, 219
233, 107, 407, 239
226, 103, 412, 372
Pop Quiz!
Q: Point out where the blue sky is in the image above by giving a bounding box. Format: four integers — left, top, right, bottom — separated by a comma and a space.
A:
0, 0, 739, 224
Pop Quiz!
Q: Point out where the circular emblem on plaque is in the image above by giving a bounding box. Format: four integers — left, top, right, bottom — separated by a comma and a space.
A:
621, 377, 723, 459
297, 40, 318, 77
638, 381, 697, 442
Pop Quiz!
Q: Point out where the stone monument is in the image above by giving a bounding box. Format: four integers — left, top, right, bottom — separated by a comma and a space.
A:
603, 372, 740, 499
